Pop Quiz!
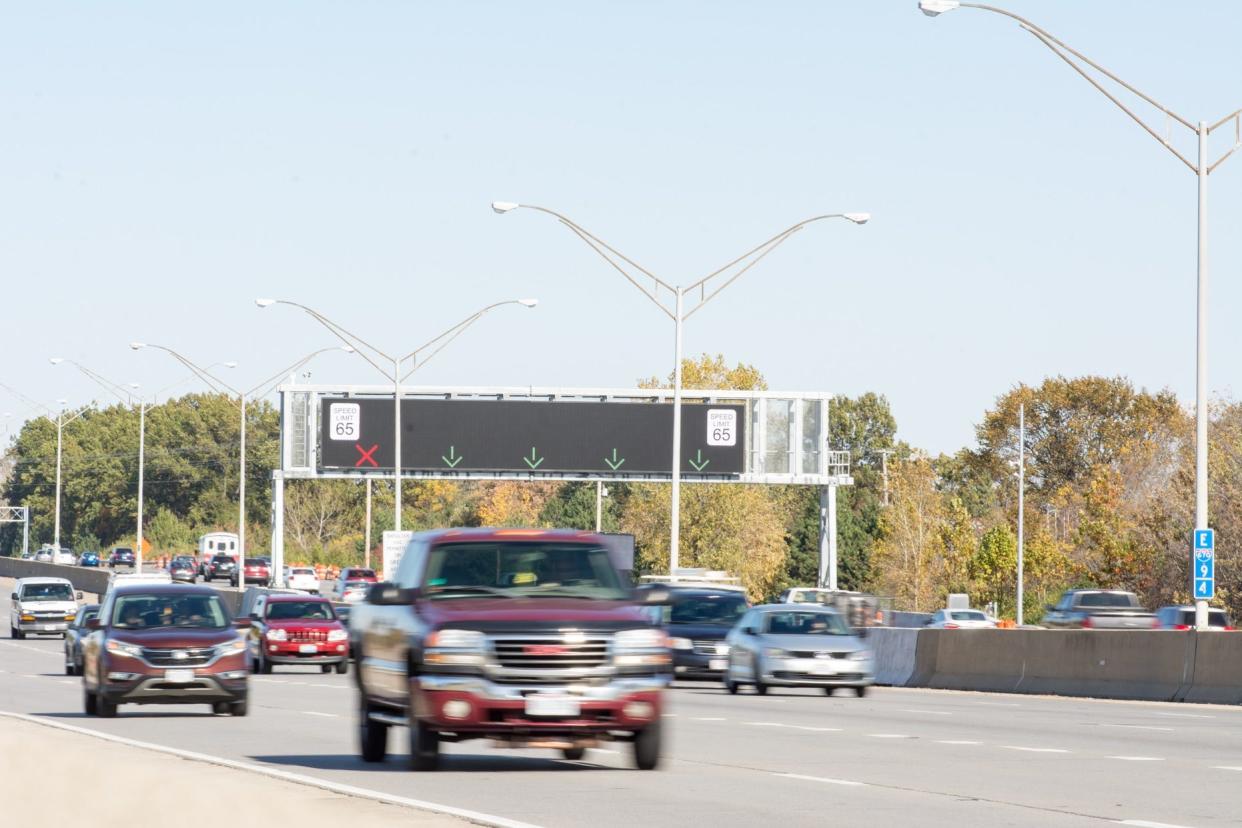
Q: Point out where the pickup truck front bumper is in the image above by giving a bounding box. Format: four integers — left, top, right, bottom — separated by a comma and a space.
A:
413, 673, 668, 735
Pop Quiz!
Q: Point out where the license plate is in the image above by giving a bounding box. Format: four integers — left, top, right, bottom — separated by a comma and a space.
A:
299, 644, 318, 654
525, 694, 580, 717
810, 661, 837, 676
164, 669, 195, 683
708, 658, 727, 671
41, 624, 57, 630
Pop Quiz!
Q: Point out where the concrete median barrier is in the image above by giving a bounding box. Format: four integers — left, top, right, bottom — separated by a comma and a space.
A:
867, 627, 919, 686
1183, 632, 1242, 705
0, 557, 110, 597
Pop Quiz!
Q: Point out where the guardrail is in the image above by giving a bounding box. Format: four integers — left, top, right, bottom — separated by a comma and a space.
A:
868, 627, 1242, 705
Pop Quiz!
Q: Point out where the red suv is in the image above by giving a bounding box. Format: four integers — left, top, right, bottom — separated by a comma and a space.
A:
80, 583, 249, 717
247, 593, 349, 674
231, 558, 271, 588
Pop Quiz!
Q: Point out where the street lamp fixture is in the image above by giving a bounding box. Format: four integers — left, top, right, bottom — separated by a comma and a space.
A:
919, 0, 960, 16
491, 201, 520, 214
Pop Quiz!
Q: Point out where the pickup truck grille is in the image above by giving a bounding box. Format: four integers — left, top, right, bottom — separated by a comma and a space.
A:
491, 637, 610, 670
141, 647, 216, 667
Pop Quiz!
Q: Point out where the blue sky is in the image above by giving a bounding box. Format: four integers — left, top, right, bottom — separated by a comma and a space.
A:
3, 1, 1240, 455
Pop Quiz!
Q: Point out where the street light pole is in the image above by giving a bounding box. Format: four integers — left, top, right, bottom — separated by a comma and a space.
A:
919, 0, 1242, 630
256, 298, 538, 533
1017, 402, 1025, 627
492, 201, 868, 573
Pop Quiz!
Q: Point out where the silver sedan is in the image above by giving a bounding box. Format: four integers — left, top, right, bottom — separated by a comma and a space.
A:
724, 604, 874, 696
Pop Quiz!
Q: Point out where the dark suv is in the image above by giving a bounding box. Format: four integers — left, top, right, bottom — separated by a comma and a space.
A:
108, 547, 136, 569
649, 587, 749, 680
204, 554, 238, 583
81, 583, 249, 717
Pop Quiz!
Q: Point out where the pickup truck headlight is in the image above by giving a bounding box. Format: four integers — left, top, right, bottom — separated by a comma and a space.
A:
424, 629, 486, 667
669, 637, 693, 650
327, 629, 348, 643
106, 640, 144, 658
266, 628, 288, 641
425, 629, 485, 649
614, 628, 668, 650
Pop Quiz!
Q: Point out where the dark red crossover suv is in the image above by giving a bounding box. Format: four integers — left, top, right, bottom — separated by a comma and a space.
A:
81, 583, 250, 717
247, 593, 349, 674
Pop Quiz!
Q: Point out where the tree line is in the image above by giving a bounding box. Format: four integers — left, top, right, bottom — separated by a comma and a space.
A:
2, 356, 1237, 618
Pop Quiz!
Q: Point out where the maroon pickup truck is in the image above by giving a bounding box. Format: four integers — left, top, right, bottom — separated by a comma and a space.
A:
350, 528, 671, 770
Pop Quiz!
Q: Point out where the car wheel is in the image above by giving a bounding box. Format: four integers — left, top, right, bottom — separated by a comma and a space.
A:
84, 688, 97, 716
321, 664, 332, 674
64, 659, 74, 676
754, 676, 768, 696
561, 747, 586, 761
229, 699, 248, 716
633, 721, 661, 770
724, 678, 739, 695
212, 701, 230, 715
335, 661, 349, 675
823, 686, 836, 696
855, 686, 868, 698
407, 718, 440, 771
11, 626, 24, 640
97, 697, 117, 718
359, 698, 388, 762
257, 653, 272, 675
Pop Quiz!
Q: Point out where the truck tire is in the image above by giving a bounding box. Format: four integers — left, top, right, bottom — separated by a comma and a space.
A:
408, 719, 440, 771
359, 698, 388, 763
633, 721, 661, 770
561, 747, 586, 761
230, 699, 248, 716
855, 685, 868, 698
84, 688, 97, 716
98, 697, 118, 718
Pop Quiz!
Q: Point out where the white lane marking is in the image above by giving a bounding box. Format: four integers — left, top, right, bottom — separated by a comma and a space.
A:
936, 740, 981, 745
0, 712, 543, 828
1150, 712, 1213, 719
976, 701, 1020, 707
869, 733, 913, 739
1119, 821, 1199, 828
1003, 746, 1069, 753
1212, 766, 1242, 771
1099, 724, 1174, 732
58, 680, 75, 686
691, 716, 727, 721
1108, 756, 1164, 762
743, 721, 783, 727
775, 772, 865, 787
0, 641, 62, 656
304, 711, 337, 718
900, 709, 951, 715
742, 721, 842, 733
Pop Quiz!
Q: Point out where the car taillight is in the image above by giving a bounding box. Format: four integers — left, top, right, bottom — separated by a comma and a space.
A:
1150, 618, 1160, 629
1173, 624, 1191, 630
1226, 626, 1235, 631
944, 623, 959, 629
1081, 617, 1093, 628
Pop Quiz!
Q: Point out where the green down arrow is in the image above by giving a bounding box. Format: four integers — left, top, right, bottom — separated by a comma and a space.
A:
689, 450, 710, 471
604, 448, 626, 470
442, 446, 463, 468
524, 447, 545, 469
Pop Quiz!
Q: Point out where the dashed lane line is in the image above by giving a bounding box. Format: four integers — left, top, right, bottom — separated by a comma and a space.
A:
775, 772, 865, 787
1098, 724, 1174, 732
900, 709, 952, 715
1118, 820, 1199, 828
936, 740, 981, 745
1003, 746, 1070, 753
1108, 756, 1164, 762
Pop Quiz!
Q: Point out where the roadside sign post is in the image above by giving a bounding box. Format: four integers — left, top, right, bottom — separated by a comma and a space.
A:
382, 530, 413, 582
1193, 529, 1215, 614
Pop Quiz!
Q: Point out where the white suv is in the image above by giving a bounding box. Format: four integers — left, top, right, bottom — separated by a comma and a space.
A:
283, 567, 320, 593
10, 577, 81, 639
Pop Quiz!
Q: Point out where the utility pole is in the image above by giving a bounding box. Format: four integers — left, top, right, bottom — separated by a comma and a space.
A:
1017, 403, 1025, 627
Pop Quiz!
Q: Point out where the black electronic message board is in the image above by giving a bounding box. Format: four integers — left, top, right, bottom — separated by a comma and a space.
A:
319, 398, 745, 476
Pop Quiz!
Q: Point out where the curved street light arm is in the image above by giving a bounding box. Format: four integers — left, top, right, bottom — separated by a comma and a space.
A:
244, 346, 345, 399
557, 221, 674, 319
0, 379, 56, 419
1018, 23, 1196, 173
962, 3, 1195, 132
266, 300, 394, 381
398, 299, 536, 382
142, 344, 241, 398
62, 361, 137, 406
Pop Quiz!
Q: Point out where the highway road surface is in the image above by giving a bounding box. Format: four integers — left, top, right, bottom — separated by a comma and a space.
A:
2, 585, 1240, 828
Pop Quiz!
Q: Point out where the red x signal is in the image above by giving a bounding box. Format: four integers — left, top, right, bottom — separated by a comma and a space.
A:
355, 443, 379, 467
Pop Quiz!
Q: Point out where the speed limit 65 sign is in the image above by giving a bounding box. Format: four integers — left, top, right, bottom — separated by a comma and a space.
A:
707, 409, 737, 446
328, 403, 360, 441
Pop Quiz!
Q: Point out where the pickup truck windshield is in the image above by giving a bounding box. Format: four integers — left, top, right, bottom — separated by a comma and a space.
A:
21, 583, 74, 602
423, 542, 628, 600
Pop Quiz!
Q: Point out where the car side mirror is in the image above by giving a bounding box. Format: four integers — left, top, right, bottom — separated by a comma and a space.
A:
9, 593, 16, 601
76, 591, 84, 601
369, 582, 415, 605
233, 618, 252, 629
1045, 605, 1055, 612
858, 625, 869, 638
86, 619, 101, 630
743, 626, 756, 636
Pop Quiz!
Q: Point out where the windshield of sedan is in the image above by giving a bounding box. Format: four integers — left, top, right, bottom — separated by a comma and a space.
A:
111, 593, 229, 629
423, 542, 627, 600
20, 583, 74, 602
762, 611, 851, 636
266, 601, 335, 621
949, 611, 988, 621
666, 594, 748, 625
